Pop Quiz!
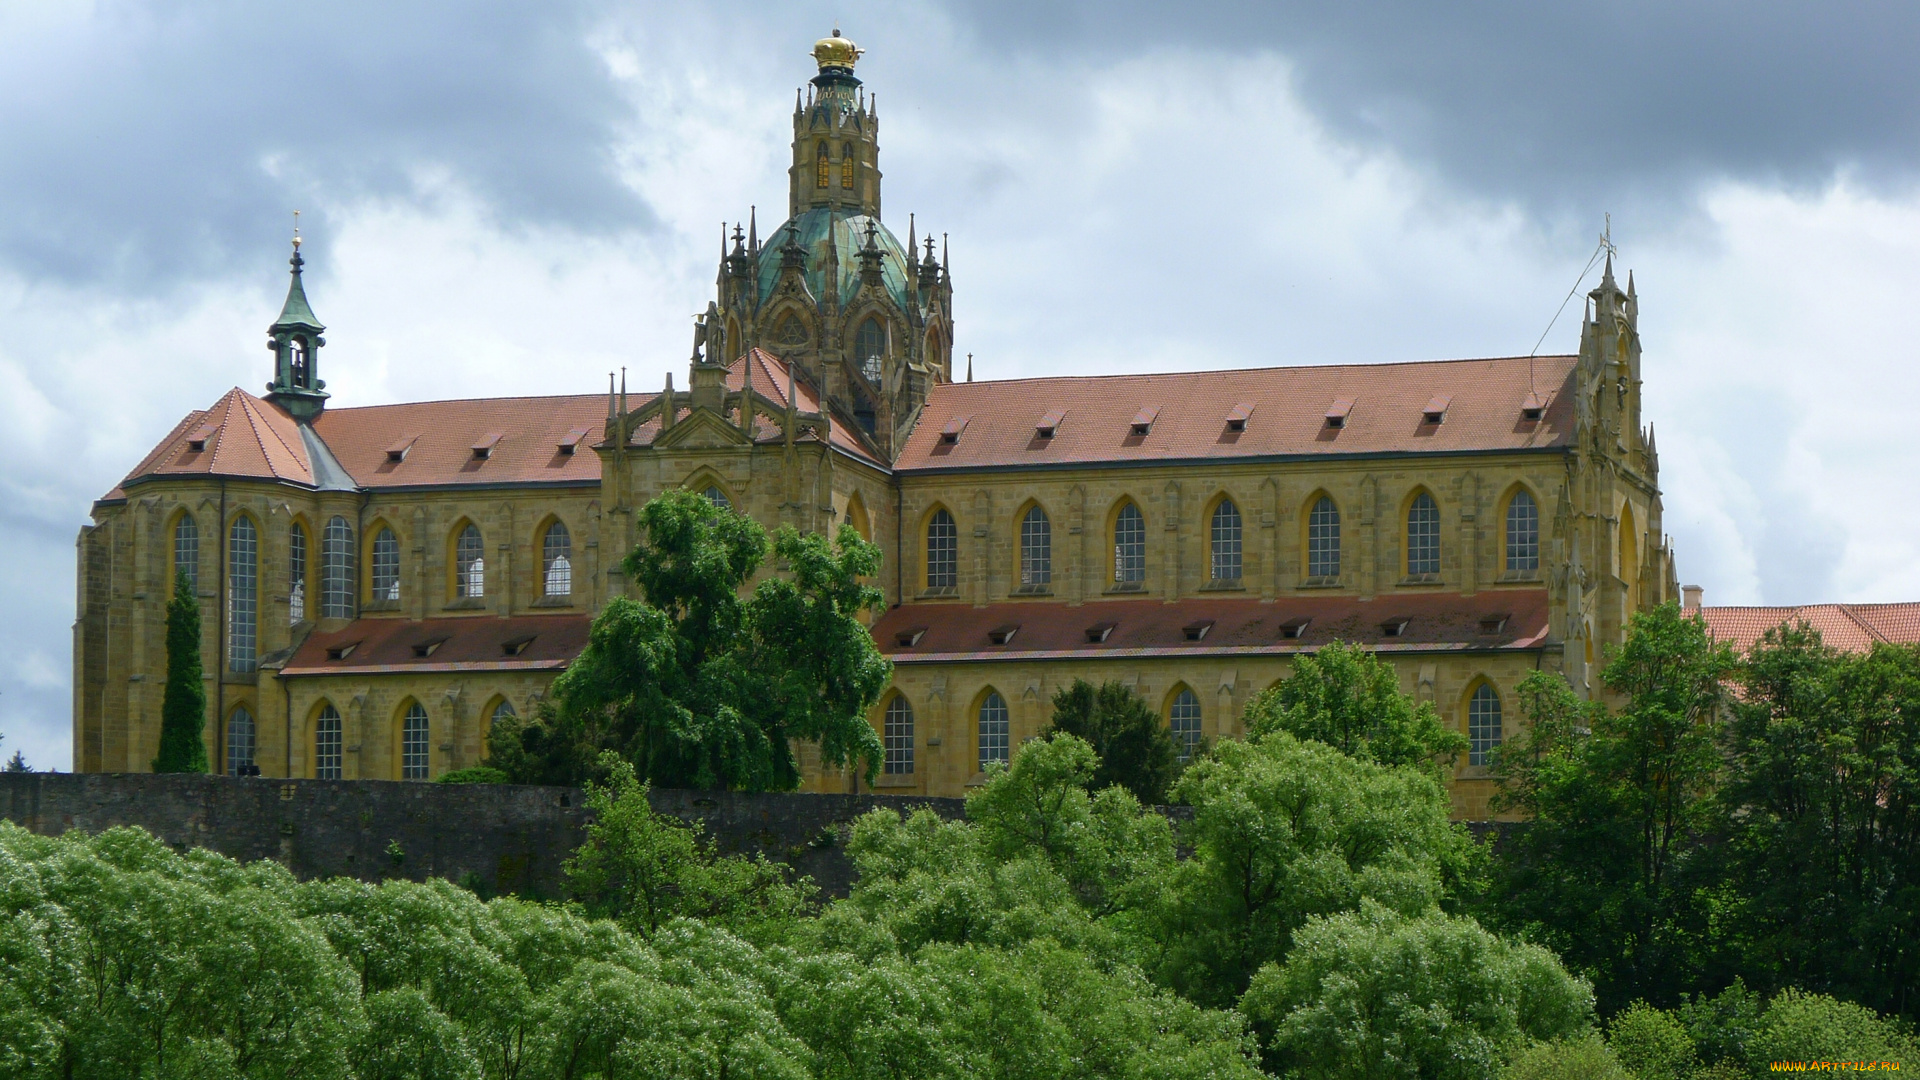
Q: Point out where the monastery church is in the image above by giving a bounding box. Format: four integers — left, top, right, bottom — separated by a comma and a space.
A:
79, 29, 1778, 820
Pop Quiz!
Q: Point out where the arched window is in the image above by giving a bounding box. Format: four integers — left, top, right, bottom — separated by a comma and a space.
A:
926, 509, 957, 590
702, 486, 731, 511
1113, 502, 1145, 585
1307, 497, 1341, 579
491, 698, 516, 726
226, 706, 256, 777
289, 338, 308, 387
1210, 499, 1242, 581
816, 142, 829, 188
1407, 493, 1440, 578
978, 691, 1009, 771
456, 524, 485, 598
1170, 689, 1203, 762
1506, 490, 1539, 573
884, 696, 914, 775
1020, 507, 1051, 588
543, 521, 572, 597
1469, 683, 1503, 766
288, 522, 308, 624
227, 516, 257, 673
321, 516, 354, 619
371, 527, 401, 602
840, 143, 855, 188
855, 317, 886, 385
314, 704, 342, 780
401, 702, 430, 780
173, 513, 199, 591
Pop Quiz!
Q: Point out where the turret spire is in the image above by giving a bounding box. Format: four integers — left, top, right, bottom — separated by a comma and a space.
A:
264, 219, 329, 422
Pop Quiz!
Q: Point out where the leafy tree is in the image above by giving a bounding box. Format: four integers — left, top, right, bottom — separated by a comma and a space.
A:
1242, 640, 1468, 777
1155, 731, 1467, 1006
490, 489, 891, 790
1499, 1036, 1633, 1080
153, 572, 209, 773
1043, 679, 1181, 804
563, 752, 817, 944
3, 749, 27, 773
1606, 1001, 1698, 1080
434, 766, 509, 785
1241, 901, 1594, 1079
1489, 603, 1736, 1012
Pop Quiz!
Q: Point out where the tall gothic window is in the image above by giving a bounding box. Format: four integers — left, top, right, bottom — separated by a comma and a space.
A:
1019, 507, 1051, 589
401, 701, 430, 780
227, 516, 257, 673
1307, 497, 1341, 579
226, 706, 256, 777
840, 143, 855, 188
1469, 683, 1503, 766
855, 317, 886, 385
1170, 689, 1203, 762
1113, 502, 1145, 584
490, 698, 516, 729
816, 142, 829, 188
314, 704, 342, 779
926, 509, 957, 590
978, 691, 1009, 771
173, 513, 198, 591
884, 696, 914, 775
543, 521, 572, 597
1210, 499, 1243, 581
1506, 490, 1540, 573
321, 516, 354, 619
456, 524, 485, 598
702, 486, 731, 511
1407, 493, 1440, 578
371, 528, 401, 602
288, 522, 308, 624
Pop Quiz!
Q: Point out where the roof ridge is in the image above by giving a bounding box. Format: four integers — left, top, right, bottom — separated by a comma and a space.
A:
945, 353, 1581, 390
1835, 604, 1891, 645
324, 391, 629, 412
240, 390, 314, 481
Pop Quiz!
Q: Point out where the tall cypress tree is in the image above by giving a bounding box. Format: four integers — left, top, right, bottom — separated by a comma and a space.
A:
153, 572, 209, 773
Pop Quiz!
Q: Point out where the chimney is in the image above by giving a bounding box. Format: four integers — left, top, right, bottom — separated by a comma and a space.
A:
1682, 585, 1703, 612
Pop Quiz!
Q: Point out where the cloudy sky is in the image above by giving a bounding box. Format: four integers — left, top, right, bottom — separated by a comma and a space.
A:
4, 1, 1918, 769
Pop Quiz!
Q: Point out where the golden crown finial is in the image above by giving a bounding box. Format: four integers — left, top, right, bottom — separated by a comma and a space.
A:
812, 27, 862, 71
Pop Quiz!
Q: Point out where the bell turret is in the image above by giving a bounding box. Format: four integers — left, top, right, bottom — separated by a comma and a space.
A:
264, 229, 329, 422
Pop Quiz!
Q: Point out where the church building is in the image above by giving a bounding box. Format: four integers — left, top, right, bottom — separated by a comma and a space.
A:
72, 31, 1682, 819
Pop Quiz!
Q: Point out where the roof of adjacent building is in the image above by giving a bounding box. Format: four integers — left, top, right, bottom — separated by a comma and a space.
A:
1700, 602, 1920, 654
312, 393, 611, 490
871, 589, 1550, 663
281, 614, 592, 676
895, 354, 1578, 473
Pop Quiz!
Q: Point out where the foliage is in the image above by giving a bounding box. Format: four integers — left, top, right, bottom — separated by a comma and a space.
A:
563, 753, 816, 945
1606, 1002, 1697, 1080
1156, 731, 1470, 1007
489, 490, 891, 791
1487, 603, 1736, 1012
1241, 901, 1593, 1079
435, 767, 509, 785
3, 749, 28, 773
1043, 679, 1181, 805
154, 572, 209, 774
1499, 1036, 1633, 1080
1590, 984, 1919, 1078
1242, 640, 1469, 777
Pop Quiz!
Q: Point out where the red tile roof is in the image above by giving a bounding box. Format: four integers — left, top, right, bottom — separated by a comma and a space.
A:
1700, 603, 1920, 655
281, 614, 592, 676
113, 388, 316, 492
312, 394, 611, 489
896, 355, 1577, 472
728, 348, 889, 468
872, 589, 1550, 663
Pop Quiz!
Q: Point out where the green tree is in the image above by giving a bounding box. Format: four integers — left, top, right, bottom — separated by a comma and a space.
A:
1242, 640, 1468, 777
3, 749, 27, 773
1241, 901, 1595, 1080
1043, 679, 1181, 804
1606, 1001, 1697, 1080
563, 752, 817, 944
491, 489, 891, 790
1489, 603, 1736, 1012
153, 572, 209, 773
1499, 1036, 1633, 1080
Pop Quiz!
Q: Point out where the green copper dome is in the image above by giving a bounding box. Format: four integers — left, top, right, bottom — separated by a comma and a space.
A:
757, 208, 914, 313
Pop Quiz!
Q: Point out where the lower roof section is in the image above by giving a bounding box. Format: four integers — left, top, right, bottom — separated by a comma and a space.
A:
1700, 602, 1920, 654
281, 614, 592, 677
873, 589, 1551, 664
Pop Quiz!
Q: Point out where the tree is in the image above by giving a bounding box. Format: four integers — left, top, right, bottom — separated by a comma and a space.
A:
1240, 902, 1594, 1080
153, 572, 209, 773
1043, 679, 1180, 804
490, 489, 891, 790
1489, 602, 1737, 1012
3, 748, 27, 773
1241, 641, 1468, 777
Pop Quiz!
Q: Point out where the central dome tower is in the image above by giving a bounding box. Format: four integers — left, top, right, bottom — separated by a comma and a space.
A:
697, 29, 954, 462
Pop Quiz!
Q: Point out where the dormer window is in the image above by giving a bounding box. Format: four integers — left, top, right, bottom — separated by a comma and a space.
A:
1279, 617, 1310, 640
471, 433, 503, 460
1422, 395, 1451, 425
939, 415, 970, 444
987, 624, 1019, 645
1325, 398, 1354, 429
186, 425, 216, 453
324, 641, 359, 661
1479, 614, 1510, 634
1181, 620, 1214, 642
1226, 402, 1254, 432
385, 435, 419, 463
1380, 618, 1411, 638
895, 626, 928, 648
557, 428, 589, 455
1130, 406, 1159, 435
1035, 408, 1066, 439
501, 635, 536, 657
1085, 621, 1116, 643
411, 636, 448, 659
1521, 392, 1547, 421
